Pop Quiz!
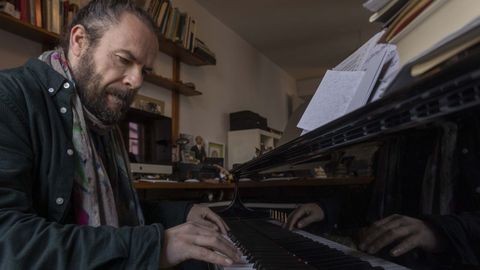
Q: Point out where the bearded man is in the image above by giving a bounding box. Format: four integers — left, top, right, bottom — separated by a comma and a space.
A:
0, 0, 239, 269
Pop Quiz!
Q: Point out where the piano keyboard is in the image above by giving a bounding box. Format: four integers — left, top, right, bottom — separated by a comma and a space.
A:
215, 219, 409, 270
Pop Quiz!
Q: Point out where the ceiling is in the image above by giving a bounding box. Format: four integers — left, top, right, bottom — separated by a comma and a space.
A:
195, 0, 381, 81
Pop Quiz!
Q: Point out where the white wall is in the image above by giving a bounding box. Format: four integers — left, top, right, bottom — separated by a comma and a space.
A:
168, 0, 296, 144
0, 0, 297, 161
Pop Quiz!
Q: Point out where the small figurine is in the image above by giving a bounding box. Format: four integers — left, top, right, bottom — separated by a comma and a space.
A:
190, 135, 207, 162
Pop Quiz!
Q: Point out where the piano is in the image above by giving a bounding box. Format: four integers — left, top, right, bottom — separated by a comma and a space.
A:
211, 59, 480, 269
214, 218, 409, 270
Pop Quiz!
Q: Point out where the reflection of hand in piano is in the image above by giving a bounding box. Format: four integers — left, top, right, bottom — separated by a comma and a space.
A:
358, 214, 447, 257
285, 203, 325, 230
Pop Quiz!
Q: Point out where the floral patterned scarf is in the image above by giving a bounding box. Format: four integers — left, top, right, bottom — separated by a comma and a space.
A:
39, 49, 144, 227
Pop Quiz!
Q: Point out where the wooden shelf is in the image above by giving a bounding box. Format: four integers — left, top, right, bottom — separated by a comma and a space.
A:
133, 177, 374, 190
0, 12, 59, 46
144, 73, 201, 96
157, 36, 216, 66
0, 12, 207, 96
0, 11, 215, 67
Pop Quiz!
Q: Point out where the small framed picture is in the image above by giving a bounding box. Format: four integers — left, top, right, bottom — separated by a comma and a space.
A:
208, 142, 224, 158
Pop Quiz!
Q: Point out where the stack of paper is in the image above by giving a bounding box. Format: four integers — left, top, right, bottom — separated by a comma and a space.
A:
297, 31, 400, 134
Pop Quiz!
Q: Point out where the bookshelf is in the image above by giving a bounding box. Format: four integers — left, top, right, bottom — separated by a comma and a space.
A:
0, 11, 211, 96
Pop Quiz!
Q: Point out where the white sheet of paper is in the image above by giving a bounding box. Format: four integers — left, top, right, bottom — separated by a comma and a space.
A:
346, 44, 390, 112
297, 70, 365, 132
371, 44, 401, 101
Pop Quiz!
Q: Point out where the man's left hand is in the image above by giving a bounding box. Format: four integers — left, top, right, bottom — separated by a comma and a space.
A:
358, 214, 446, 257
186, 204, 229, 235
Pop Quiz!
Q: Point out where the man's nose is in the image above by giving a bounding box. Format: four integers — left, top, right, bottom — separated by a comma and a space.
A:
123, 67, 143, 90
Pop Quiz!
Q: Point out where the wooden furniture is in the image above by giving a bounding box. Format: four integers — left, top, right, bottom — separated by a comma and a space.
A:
134, 177, 373, 201
0, 11, 215, 139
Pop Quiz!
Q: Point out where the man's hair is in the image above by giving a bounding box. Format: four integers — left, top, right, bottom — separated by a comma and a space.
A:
61, 0, 158, 52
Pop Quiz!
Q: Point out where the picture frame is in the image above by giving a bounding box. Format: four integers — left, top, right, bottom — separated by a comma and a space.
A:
208, 142, 224, 158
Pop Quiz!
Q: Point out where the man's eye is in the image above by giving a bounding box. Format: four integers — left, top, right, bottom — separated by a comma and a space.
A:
117, 55, 130, 65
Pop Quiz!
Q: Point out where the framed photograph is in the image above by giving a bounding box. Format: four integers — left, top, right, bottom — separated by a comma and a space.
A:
208, 142, 224, 158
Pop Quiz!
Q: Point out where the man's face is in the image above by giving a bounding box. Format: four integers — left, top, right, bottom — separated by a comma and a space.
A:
73, 13, 158, 125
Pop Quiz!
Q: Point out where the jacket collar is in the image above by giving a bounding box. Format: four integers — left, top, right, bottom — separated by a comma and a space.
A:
25, 58, 73, 96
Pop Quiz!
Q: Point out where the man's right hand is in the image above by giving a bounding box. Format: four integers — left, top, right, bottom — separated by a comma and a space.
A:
159, 221, 241, 268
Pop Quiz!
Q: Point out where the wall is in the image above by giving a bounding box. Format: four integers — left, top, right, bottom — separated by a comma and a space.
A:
0, 0, 297, 164
163, 0, 297, 145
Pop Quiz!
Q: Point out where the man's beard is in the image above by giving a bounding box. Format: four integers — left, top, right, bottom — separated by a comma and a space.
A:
73, 49, 137, 125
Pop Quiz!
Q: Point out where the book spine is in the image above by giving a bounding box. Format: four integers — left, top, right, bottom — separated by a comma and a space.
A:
19, 0, 27, 22
34, 0, 41, 26
156, 0, 167, 27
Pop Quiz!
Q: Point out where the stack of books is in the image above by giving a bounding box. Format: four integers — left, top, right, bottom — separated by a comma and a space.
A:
137, 0, 215, 63
363, 0, 480, 94
363, 0, 479, 65
0, 0, 79, 35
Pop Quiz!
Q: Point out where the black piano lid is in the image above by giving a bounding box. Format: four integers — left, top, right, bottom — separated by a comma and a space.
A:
232, 64, 480, 178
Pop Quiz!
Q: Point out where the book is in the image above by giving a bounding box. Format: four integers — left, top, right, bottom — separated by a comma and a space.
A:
388, 0, 448, 43
174, 12, 186, 43
159, 3, 170, 34
188, 19, 196, 52
384, 0, 433, 42
28, 0, 35, 24
156, 0, 168, 28
19, 0, 27, 22
34, 0, 41, 27
166, 7, 178, 40
393, 0, 480, 65
52, 0, 60, 34
182, 15, 191, 49
385, 17, 480, 96
410, 17, 480, 77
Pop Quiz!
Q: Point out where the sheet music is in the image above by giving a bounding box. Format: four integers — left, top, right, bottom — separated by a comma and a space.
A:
371, 45, 401, 101
297, 70, 365, 133
298, 31, 399, 134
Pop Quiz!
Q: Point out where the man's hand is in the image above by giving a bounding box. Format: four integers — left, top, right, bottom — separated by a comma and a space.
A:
187, 204, 229, 235
358, 214, 446, 257
159, 222, 240, 268
285, 203, 325, 230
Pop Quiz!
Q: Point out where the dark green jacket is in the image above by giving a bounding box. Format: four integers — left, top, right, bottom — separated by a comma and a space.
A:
0, 59, 190, 269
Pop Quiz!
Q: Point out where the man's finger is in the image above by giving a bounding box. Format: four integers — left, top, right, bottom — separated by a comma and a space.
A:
365, 224, 414, 254
287, 209, 307, 230
390, 234, 420, 257
205, 211, 229, 234
297, 213, 322, 228
195, 219, 219, 232
187, 245, 235, 266
191, 234, 240, 262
